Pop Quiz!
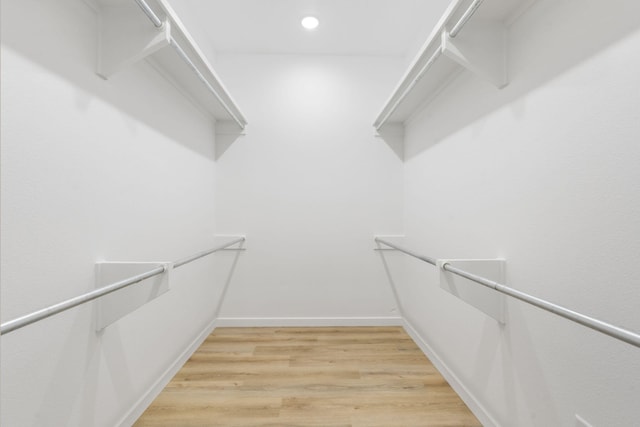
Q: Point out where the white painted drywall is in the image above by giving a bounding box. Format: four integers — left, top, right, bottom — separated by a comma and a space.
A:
0, 0, 237, 425
396, 0, 640, 425
212, 54, 405, 325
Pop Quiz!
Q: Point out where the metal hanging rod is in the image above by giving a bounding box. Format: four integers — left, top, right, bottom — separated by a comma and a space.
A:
173, 236, 245, 268
374, 237, 640, 348
375, 0, 484, 131
133, 0, 163, 28
132, 0, 246, 130
374, 238, 437, 266
0, 237, 245, 336
449, 0, 484, 38
1, 267, 165, 336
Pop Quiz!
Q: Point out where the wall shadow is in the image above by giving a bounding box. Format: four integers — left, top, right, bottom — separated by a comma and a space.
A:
212, 241, 245, 318
500, 304, 561, 425
375, 244, 406, 315
30, 307, 102, 426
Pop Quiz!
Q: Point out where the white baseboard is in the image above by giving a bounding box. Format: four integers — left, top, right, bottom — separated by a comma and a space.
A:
402, 318, 500, 427
116, 317, 218, 427
216, 316, 403, 327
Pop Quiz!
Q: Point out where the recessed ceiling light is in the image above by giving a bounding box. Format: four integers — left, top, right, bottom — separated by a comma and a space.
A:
301, 16, 319, 30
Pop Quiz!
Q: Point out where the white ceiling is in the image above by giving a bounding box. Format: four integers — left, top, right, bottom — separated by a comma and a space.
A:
167, 0, 453, 57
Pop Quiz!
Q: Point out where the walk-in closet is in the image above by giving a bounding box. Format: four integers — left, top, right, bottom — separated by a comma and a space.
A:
1, 0, 639, 425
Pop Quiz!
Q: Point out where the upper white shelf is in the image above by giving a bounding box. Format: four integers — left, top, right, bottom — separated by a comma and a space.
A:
374, 0, 532, 134
96, 0, 247, 133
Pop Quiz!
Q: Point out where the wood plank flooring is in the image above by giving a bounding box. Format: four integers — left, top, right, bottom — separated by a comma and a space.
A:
134, 327, 481, 426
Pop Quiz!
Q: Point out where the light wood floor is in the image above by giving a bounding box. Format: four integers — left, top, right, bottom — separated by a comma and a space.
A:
134, 327, 481, 426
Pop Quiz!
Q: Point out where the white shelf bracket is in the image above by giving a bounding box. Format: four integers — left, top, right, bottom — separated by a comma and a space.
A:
442, 20, 508, 89
215, 120, 246, 160
375, 123, 404, 161
95, 261, 172, 331
97, 2, 170, 79
437, 258, 506, 323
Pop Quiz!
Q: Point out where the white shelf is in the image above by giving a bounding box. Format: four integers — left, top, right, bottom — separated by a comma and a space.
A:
97, 0, 247, 134
374, 0, 533, 135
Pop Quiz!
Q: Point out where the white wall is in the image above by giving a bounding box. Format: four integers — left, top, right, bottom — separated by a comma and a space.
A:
0, 0, 237, 425
212, 54, 405, 325
397, 0, 640, 425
